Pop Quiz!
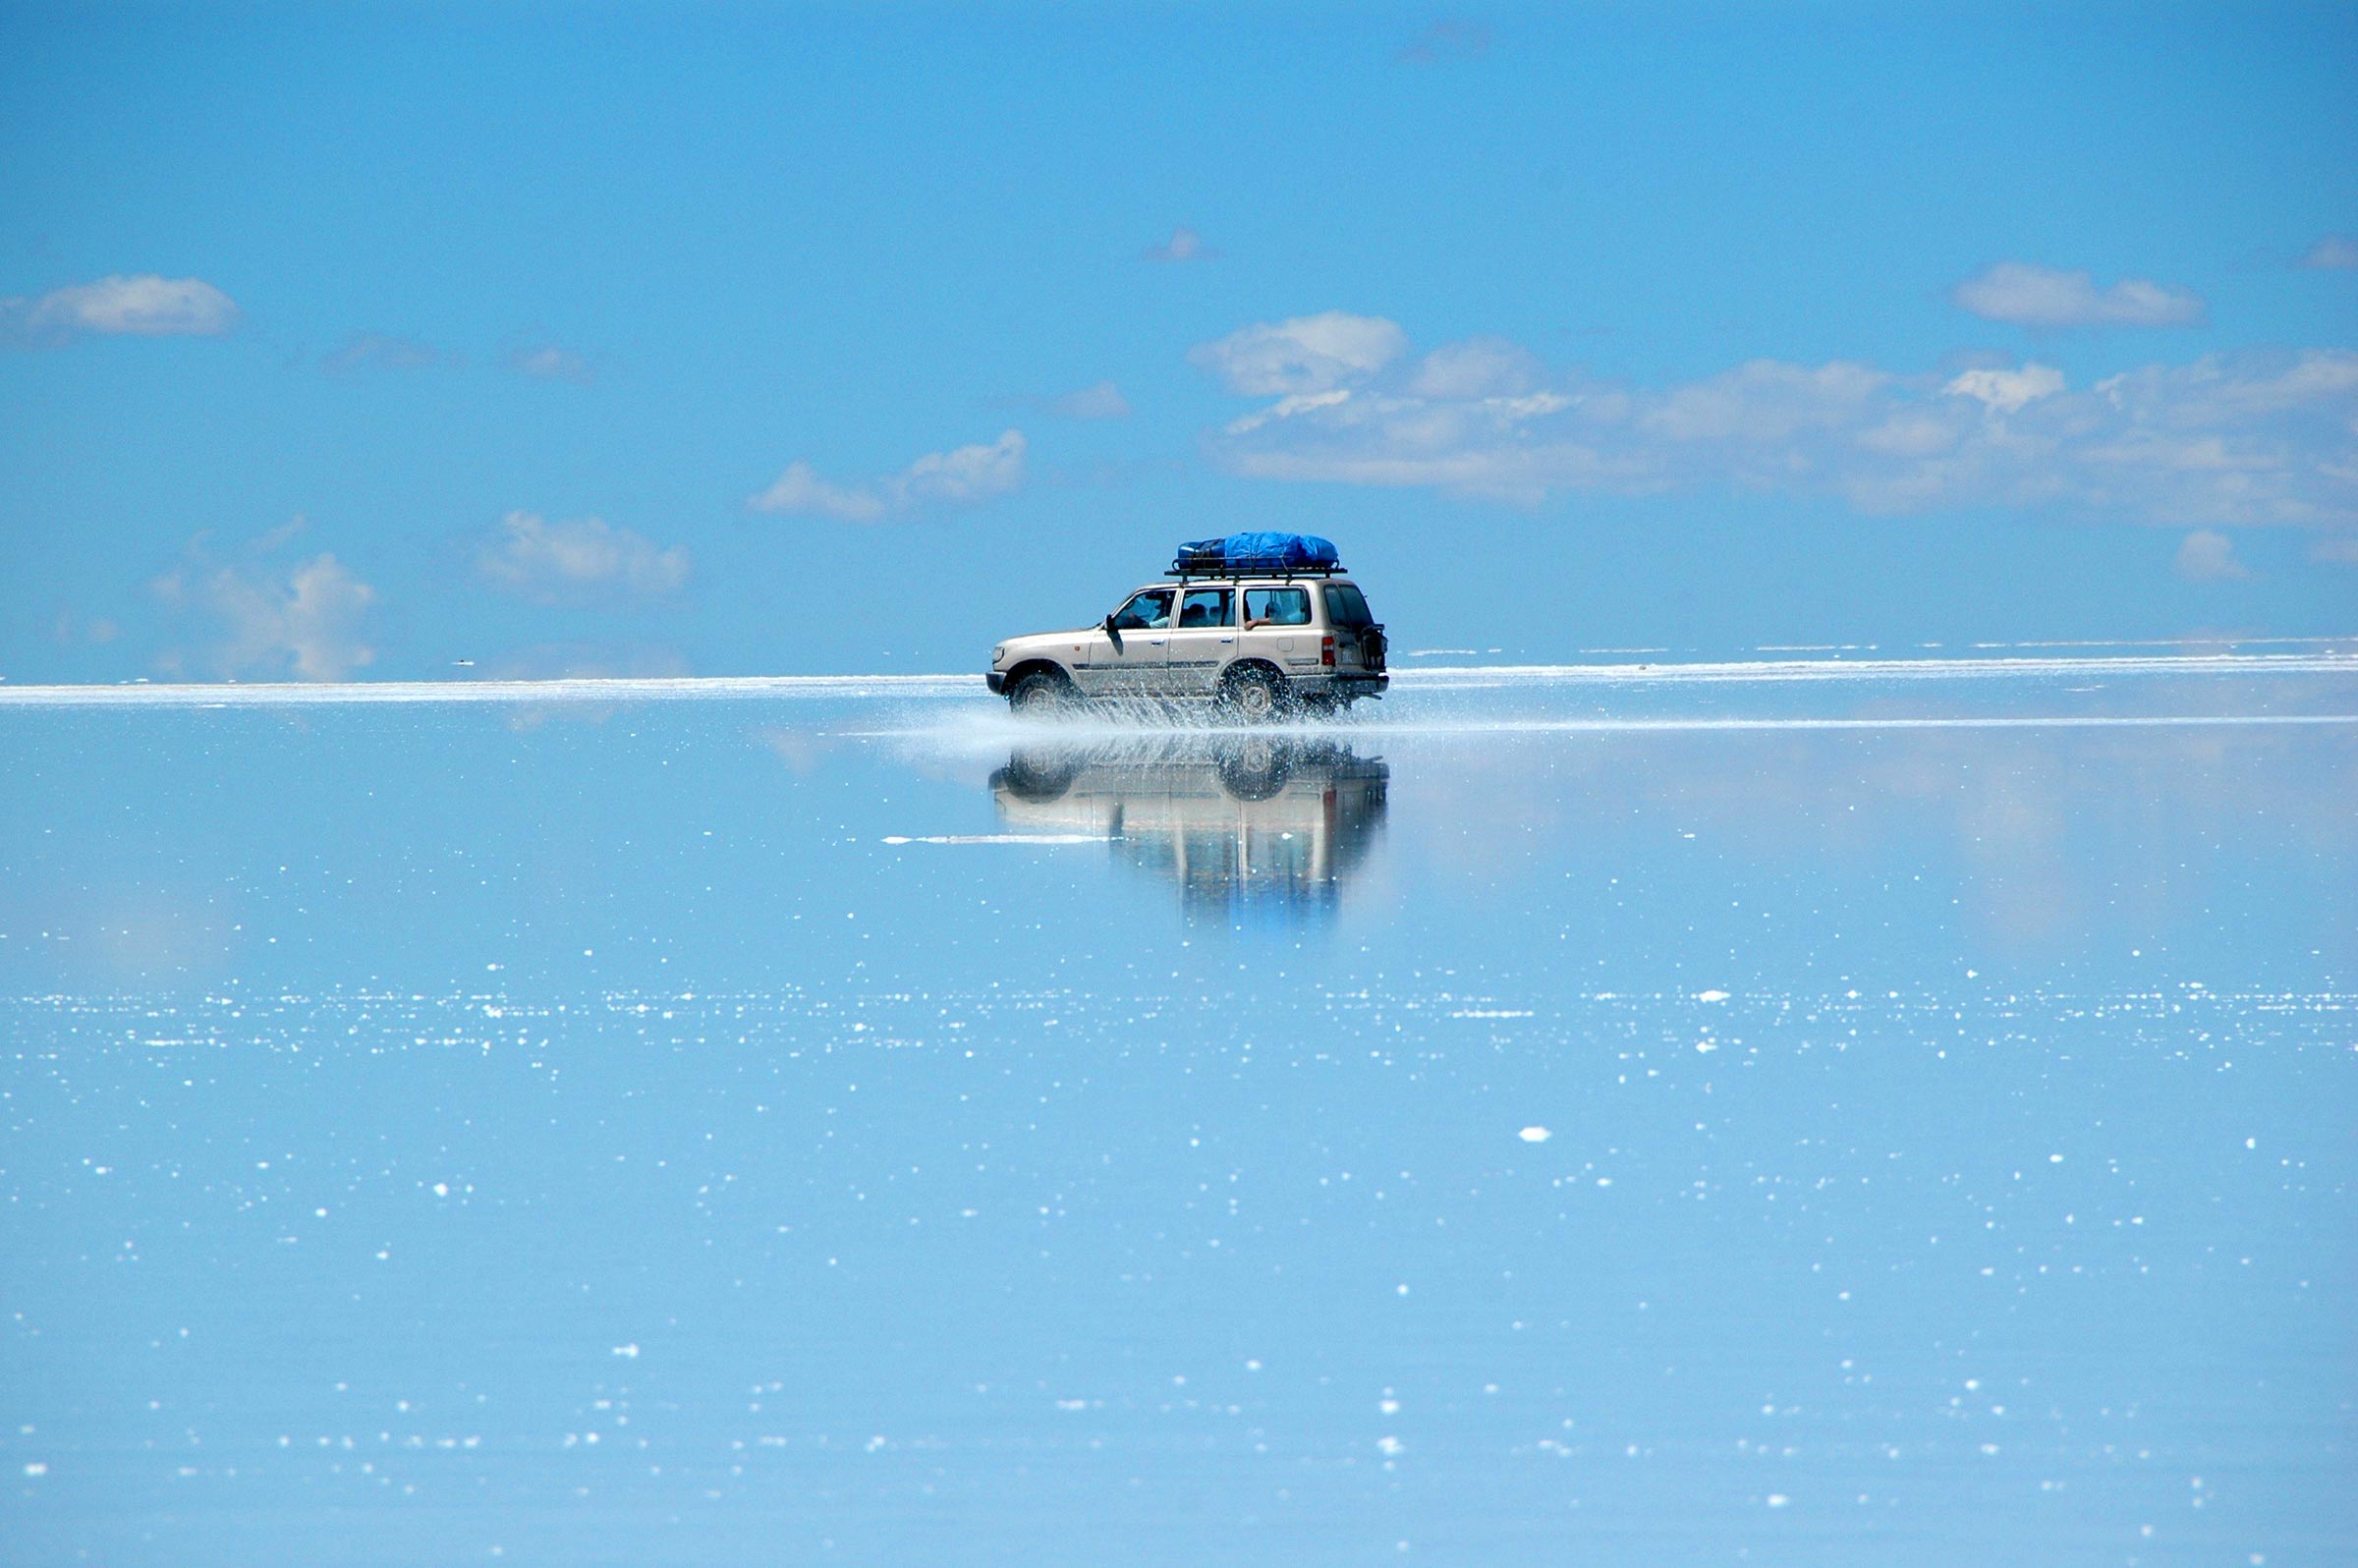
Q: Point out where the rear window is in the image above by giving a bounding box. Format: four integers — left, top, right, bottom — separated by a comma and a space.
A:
1321, 584, 1374, 627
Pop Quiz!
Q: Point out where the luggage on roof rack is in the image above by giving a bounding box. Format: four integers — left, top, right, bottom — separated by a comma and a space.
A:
1169, 532, 1343, 576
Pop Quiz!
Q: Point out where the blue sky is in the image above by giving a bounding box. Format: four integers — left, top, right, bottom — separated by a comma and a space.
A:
2, 1, 2354, 682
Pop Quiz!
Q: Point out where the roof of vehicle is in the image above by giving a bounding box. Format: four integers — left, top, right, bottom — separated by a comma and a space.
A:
1148, 572, 1363, 588
1164, 562, 1349, 581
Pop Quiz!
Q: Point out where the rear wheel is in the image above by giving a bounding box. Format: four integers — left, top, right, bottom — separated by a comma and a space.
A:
1217, 738, 1292, 799
1218, 665, 1287, 724
1007, 670, 1077, 717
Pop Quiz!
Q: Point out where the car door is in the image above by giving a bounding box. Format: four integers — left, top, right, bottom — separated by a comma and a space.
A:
1084, 587, 1174, 696
1238, 584, 1318, 680
1161, 585, 1237, 696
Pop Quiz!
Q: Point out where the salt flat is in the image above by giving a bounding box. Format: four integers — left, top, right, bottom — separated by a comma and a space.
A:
3, 659, 2352, 1566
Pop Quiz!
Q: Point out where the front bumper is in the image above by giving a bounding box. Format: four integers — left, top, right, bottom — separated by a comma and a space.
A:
984, 671, 1005, 696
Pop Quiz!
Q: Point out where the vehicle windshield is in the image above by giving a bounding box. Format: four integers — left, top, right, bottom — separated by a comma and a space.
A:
1322, 584, 1374, 627
1108, 588, 1174, 631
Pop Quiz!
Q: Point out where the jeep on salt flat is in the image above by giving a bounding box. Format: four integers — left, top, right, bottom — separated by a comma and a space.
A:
985, 532, 1388, 721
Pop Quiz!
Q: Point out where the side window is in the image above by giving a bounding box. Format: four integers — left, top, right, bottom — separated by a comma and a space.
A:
1177, 588, 1232, 629
1244, 588, 1311, 627
1109, 588, 1173, 631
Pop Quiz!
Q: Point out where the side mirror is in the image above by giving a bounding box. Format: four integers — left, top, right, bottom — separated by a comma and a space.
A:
1103, 614, 1117, 634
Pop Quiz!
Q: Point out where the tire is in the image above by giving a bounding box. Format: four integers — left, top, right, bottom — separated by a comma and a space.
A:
996, 747, 1083, 800
1218, 665, 1288, 724
1217, 738, 1292, 800
1007, 670, 1077, 717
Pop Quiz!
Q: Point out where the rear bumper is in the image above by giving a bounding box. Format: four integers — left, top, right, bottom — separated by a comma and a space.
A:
1330, 674, 1388, 699
984, 671, 1006, 696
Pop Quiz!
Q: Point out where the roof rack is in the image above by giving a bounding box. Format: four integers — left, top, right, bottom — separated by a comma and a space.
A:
1164, 559, 1347, 580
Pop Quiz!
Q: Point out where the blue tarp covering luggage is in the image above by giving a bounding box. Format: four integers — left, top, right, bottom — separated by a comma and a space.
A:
1176, 532, 1341, 573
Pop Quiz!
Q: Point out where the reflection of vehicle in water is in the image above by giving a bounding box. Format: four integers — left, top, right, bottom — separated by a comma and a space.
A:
990, 738, 1389, 924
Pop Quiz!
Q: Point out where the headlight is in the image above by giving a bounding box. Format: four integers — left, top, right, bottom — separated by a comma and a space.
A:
991, 644, 1007, 665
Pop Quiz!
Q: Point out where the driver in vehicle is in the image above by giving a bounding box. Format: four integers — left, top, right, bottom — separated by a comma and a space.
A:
1110, 589, 1174, 631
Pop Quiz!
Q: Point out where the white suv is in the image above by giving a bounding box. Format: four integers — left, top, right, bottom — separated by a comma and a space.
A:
987, 561, 1388, 719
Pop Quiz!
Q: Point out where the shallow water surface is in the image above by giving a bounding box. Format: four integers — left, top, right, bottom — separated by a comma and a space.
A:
3, 657, 2354, 1565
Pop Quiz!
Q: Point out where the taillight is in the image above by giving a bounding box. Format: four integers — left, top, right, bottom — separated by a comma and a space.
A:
1320, 635, 1335, 667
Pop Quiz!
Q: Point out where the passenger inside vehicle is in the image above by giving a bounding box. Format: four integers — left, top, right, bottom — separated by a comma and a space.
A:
1178, 588, 1232, 628
1243, 588, 1311, 629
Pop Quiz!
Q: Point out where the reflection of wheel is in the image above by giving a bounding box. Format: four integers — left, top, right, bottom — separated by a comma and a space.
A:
1218, 665, 1287, 724
994, 747, 1083, 800
1218, 739, 1292, 800
1008, 670, 1077, 717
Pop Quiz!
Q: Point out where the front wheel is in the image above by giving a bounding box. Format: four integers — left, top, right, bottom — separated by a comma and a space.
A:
1007, 671, 1078, 717
1218, 666, 1288, 724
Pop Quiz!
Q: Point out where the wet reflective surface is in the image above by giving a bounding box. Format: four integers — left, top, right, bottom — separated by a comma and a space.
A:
2, 657, 2354, 1565
991, 738, 1388, 924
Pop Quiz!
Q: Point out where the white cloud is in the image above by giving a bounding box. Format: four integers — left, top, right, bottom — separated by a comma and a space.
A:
153, 537, 377, 681
1952, 262, 2205, 328
2310, 532, 2358, 565
1193, 314, 2358, 528
895, 429, 1027, 506
3, 274, 239, 344
749, 430, 1027, 523
1142, 226, 1215, 263
1642, 360, 1890, 444
2298, 235, 2358, 271
1409, 338, 1543, 399
477, 512, 690, 605
1055, 380, 1131, 419
1189, 311, 1409, 396
508, 342, 595, 384
323, 333, 444, 373
1944, 364, 2066, 413
750, 462, 889, 522
2174, 529, 2250, 582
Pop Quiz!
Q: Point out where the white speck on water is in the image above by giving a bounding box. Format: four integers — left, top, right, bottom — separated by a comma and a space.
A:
1767, 1493, 1789, 1508
1697, 989, 1730, 1003
1518, 1126, 1551, 1143
611, 1343, 640, 1359
23, 1462, 47, 1477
